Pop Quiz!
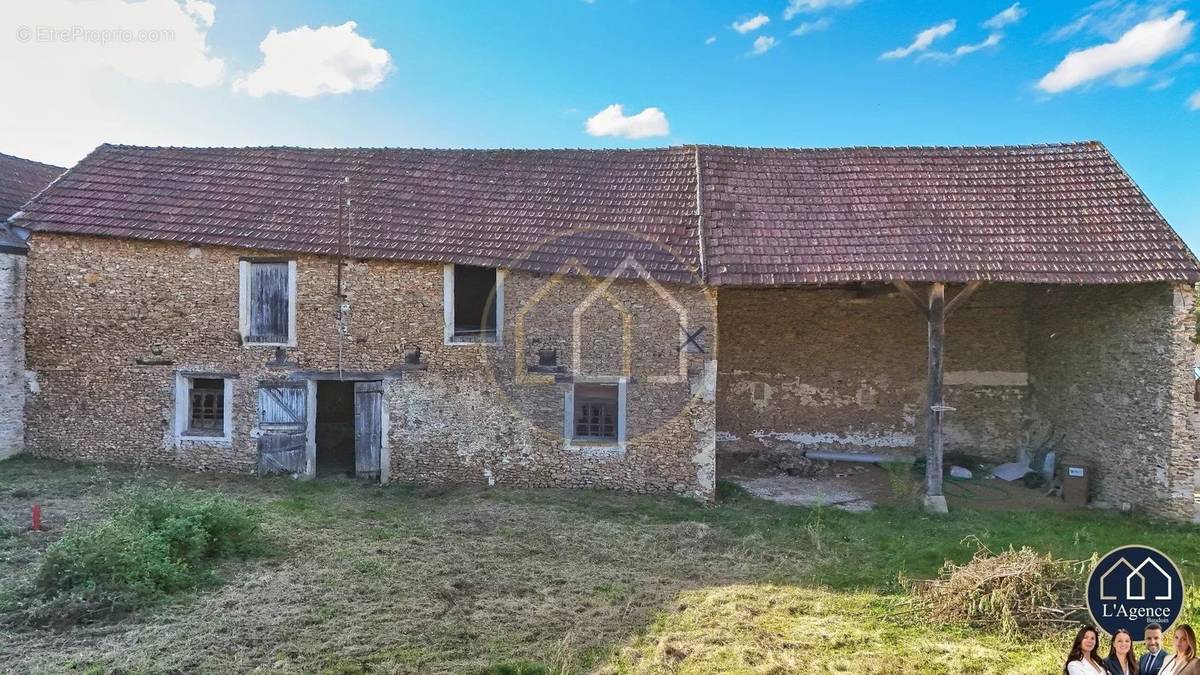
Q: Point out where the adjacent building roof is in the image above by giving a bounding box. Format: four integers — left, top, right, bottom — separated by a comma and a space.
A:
0, 151, 65, 254
0, 152, 64, 219
12, 142, 1198, 285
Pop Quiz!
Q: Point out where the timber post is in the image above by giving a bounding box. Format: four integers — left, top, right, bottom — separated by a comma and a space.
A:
891, 280, 981, 515
924, 282, 948, 514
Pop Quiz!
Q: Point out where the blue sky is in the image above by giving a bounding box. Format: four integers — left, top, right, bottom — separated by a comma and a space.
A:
2, 0, 1198, 248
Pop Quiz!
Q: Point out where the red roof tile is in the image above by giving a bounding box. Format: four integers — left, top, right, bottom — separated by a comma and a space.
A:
13, 142, 1198, 285
701, 143, 1198, 284
15, 145, 701, 284
0, 152, 64, 219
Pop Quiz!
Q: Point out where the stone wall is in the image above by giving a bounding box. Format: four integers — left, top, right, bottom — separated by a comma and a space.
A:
716, 284, 1030, 462
24, 234, 717, 499
0, 251, 26, 460
1027, 283, 1198, 520
390, 264, 717, 496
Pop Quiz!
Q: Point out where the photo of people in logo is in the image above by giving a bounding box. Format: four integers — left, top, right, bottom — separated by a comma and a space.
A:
1064, 546, 1194, 675
1062, 623, 1197, 675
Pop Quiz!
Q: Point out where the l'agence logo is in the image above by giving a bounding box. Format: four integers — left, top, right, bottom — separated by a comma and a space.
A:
1087, 545, 1185, 641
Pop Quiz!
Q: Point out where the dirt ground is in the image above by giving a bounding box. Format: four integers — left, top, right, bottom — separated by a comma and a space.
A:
723, 457, 1086, 514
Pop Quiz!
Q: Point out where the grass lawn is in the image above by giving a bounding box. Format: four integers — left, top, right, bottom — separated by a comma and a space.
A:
1, 456, 1198, 674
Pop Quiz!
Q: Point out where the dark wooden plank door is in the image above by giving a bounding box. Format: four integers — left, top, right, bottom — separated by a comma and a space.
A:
257, 384, 308, 475
354, 381, 383, 480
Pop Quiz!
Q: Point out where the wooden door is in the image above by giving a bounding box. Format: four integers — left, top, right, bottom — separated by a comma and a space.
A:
257, 383, 308, 475
354, 381, 383, 480
247, 262, 290, 344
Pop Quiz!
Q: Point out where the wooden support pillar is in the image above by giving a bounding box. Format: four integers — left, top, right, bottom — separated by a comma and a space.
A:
924, 282, 947, 513
892, 280, 981, 514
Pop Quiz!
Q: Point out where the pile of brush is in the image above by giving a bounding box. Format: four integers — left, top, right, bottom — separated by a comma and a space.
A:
909, 540, 1091, 638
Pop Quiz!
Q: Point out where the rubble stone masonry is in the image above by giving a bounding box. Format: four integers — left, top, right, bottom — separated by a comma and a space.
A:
719, 282, 1199, 518
717, 284, 1030, 461
0, 252, 25, 460
19, 233, 1199, 518
23, 234, 717, 499
1027, 283, 1198, 520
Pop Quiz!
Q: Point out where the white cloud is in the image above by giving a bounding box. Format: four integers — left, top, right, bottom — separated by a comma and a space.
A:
955, 32, 1003, 56
0, 0, 236, 164
983, 3, 1025, 31
705, 35, 717, 45
920, 32, 1003, 62
732, 14, 770, 34
750, 35, 779, 55
0, 0, 223, 86
881, 20, 957, 60
183, 0, 214, 27
1038, 10, 1193, 93
1051, 14, 1093, 42
1050, 2, 1177, 43
1150, 76, 1175, 90
234, 21, 392, 98
792, 18, 832, 36
585, 104, 669, 139
957, 32, 1003, 55
783, 0, 859, 21
1188, 89, 1200, 110
1112, 68, 1149, 86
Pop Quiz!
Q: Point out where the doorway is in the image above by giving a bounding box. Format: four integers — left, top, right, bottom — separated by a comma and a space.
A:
316, 381, 355, 476
314, 380, 383, 479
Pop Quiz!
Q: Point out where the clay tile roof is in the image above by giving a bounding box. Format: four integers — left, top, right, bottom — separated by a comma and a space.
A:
0, 152, 65, 254
700, 142, 1199, 285
14, 144, 702, 284
14, 141, 1198, 285
0, 152, 64, 220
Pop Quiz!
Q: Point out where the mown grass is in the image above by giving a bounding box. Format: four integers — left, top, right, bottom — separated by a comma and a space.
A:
498, 480, 1200, 590
1, 456, 1197, 674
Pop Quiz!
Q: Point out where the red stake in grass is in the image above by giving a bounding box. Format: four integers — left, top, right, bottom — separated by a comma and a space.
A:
31, 504, 42, 531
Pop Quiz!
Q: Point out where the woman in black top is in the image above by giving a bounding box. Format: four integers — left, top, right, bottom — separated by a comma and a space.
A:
1105, 629, 1140, 675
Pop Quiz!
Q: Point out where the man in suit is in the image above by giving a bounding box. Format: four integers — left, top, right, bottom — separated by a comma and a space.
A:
1142, 623, 1169, 675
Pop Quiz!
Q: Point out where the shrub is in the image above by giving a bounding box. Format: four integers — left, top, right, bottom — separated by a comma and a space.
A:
11, 488, 265, 625
123, 488, 264, 560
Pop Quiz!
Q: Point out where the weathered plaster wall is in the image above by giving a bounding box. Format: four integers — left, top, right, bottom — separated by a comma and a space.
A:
0, 252, 26, 460
1027, 283, 1198, 520
716, 284, 1029, 461
23, 234, 716, 498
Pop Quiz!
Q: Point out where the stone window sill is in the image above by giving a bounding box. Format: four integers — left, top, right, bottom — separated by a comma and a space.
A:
565, 441, 626, 458
177, 435, 233, 447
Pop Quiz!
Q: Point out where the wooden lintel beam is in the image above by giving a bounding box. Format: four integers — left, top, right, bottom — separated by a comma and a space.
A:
891, 280, 929, 319
944, 280, 982, 319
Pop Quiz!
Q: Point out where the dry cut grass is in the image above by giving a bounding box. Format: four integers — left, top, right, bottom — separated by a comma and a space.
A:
1, 457, 1198, 674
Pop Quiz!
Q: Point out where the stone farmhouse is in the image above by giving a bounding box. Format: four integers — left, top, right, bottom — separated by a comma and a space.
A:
0, 152, 65, 460
5, 142, 1199, 519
